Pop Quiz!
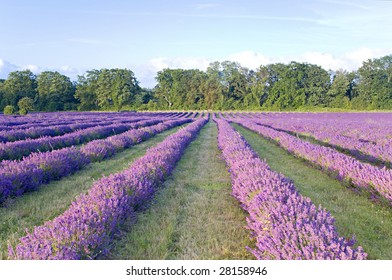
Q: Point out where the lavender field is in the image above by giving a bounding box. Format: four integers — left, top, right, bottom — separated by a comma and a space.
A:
1, 111, 392, 260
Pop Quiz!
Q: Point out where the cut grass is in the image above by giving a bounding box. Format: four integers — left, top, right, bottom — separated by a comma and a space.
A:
108, 121, 254, 260
233, 123, 392, 260
0, 126, 183, 260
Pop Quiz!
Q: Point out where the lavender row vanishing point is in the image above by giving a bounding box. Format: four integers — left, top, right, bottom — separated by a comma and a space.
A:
214, 117, 366, 260
8, 117, 207, 259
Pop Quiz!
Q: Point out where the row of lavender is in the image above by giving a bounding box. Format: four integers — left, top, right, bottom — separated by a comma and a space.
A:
0, 119, 152, 161
0, 117, 145, 143
8, 117, 208, 259
0, 111, 141, 130
214, 117, 366, 260
0, 111, 190, 159
0, 112, 197, 142
0, 112, 198, 159
0, 118, 192, 204
246, 112, 392, 167
0, 111, 191, 131
228, 116, 392, 205
248, 112, 392, 145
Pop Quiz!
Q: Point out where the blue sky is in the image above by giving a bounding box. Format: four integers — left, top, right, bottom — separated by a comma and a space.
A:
1, 0, 392, 87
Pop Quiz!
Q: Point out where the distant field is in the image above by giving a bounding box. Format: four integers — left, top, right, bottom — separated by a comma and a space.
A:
1, 111, 391, 260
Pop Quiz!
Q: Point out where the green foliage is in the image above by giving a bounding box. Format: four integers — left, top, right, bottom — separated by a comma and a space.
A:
17, 97, 34, 115
3, 70, 37, 108
96, 69, 140, 111
3, 105, 16, 115
1, 54, 392, 112
75, 68, 141, 111
356, 55, 392, 110
155, 69, 207, 110
37, 71, 77, 111
75, 70, 101, 111
260, 62, 330, 110
0, 80, 5, 111
150, 56, 391, 111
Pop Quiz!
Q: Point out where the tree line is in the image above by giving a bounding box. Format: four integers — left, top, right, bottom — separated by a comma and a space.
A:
1, 54, 391, 113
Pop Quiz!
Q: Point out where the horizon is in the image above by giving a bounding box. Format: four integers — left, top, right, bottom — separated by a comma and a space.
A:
1, 0, 392, 88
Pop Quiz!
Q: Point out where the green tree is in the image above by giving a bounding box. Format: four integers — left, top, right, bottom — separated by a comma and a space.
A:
17, 97, 35, 115
133, 88, 155, 110
75, 70, 101, 111
37, 71, 76, 111
206, 61, 250, 109
0, 79, 5, 111
247, 66, 270, 109
327, 70, 351, 108
95, 69, 140, 111
4, 105, 16, 115
201, 74, 224, 110
261, 62, 330, 110
155, 69, 183, 109
3, 70, 37, 107
355, 55, 392, 109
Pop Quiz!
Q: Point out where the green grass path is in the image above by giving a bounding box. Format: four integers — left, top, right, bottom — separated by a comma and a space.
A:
233, 123, 392, 260
0, 126, 183, 259
108, 121, 254, 260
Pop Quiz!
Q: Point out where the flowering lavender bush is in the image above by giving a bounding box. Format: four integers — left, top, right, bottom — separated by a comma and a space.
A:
8, 118, 207, 260
246, 113, 392, 167
230, 118, 392, 205
214, 117, 366, 260
0, 120, 118, 143
0, 119, 162, 161
0, 119, 191, 204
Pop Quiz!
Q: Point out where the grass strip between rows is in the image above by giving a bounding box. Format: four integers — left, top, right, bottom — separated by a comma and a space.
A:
107, 120, 254, 260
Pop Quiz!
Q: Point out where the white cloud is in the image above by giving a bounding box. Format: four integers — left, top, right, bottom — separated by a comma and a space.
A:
0, 58, 18, 79
226, 51, 271, 69
297, 52, 348, 70
131, 57, 212, 88
148, 56, 211, 72
58, 65, 82, 80
343, 47, 392, 69
23, 64, 40, 73
294, 48, 392, 71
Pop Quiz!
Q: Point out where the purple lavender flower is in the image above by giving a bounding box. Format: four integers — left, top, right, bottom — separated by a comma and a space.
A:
214, 117, 366, 260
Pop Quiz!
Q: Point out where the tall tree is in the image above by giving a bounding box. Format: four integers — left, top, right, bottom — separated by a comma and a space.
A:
206, 61, 250, 109
37, 71, 76, 111
75, 70, 101, 111
327, 70, 351, 108
2, 70, 37, 107
0, 80, 5, 110
154, 69, 185, 109
95, 68, 140, 111
262, 62, 330, 110
355, 55, 392, 109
